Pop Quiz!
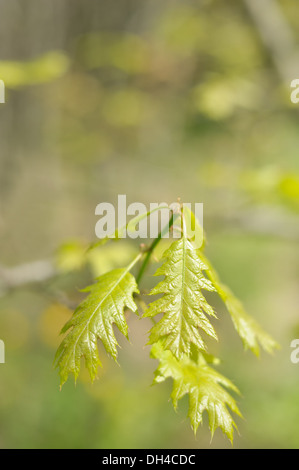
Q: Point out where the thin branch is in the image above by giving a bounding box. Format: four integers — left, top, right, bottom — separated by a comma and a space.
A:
0, 207, 297, 298
0, 259, 56, 295
135, 211, 179, 285
243, 0, 299, 84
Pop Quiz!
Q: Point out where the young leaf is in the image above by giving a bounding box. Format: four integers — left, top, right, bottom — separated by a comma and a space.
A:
151, 342, 241, 443
198, 252, 279, 356
182, 204, 205, 249
143, 234, 217, 358
55, 267, 139, 386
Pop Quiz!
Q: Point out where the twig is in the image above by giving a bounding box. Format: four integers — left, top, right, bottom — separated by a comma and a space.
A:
243, 0, 299, 84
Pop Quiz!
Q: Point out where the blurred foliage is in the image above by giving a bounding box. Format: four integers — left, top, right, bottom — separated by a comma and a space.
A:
0, 52, 70, 88
56, 239, 138, 276
0, 0, 298, 449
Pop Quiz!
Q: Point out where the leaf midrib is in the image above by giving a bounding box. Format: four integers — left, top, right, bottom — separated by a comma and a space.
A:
69, 268, 132, 367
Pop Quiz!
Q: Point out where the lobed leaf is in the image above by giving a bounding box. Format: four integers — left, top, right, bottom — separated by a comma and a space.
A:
198, 252, 280, 356
55, 268, 139, 386
151, 342, 241, 443
143, 235, 217, 359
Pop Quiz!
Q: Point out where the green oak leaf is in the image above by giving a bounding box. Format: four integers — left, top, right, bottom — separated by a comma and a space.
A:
54, 268, 139, 386
151, 342, 242, 443
198, 252, 280, 356
143, 235, 217, 358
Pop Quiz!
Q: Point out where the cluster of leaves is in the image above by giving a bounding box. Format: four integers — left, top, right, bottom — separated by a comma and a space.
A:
54, 205, 278, 443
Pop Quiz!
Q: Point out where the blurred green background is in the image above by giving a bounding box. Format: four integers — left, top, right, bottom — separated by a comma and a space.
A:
0, 0, 299, 449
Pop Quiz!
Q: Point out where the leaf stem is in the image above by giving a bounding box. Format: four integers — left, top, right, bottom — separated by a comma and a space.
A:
136, 211, 180, 285
126, 251, 143, 273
